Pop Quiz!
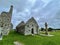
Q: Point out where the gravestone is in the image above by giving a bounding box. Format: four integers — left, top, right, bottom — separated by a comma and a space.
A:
45, 22, 48, 35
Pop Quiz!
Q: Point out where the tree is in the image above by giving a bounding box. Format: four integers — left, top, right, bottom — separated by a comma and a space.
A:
48, 28, 53, 31
41, 28, 44, 31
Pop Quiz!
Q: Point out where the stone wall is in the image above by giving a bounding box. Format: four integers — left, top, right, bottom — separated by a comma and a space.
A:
0, 5, 13, 35
24, 21, 38, 35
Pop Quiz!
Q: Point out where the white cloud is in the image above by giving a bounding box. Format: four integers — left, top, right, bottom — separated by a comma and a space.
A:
28, 0, 36, 5
0, 0, 60, 29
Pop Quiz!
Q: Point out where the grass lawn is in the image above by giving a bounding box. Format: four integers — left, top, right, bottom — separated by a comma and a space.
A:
0, 30, 60, 45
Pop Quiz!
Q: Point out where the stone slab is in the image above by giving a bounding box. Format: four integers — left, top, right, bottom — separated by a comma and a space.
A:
40, 34, 54, 37
14, 41, 24, 45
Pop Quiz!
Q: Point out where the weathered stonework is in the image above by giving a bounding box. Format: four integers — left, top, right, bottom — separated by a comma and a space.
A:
45, 22, 48, 35
0, 5, 13, 35
16, 17, 39, 35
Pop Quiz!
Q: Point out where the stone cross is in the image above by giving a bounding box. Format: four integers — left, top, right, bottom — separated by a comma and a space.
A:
45, 22, 48, 35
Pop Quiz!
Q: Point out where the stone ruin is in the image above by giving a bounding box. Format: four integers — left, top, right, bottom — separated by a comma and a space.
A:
16, 17, 39, 35
0, 5, 13, 36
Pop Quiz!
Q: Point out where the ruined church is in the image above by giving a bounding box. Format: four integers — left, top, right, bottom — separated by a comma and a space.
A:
0, 5, 13, 35
16, 17, 39, 35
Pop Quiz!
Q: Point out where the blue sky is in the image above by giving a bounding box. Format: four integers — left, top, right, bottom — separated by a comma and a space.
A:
42, 0, 51, 3
0, 0, 60, 29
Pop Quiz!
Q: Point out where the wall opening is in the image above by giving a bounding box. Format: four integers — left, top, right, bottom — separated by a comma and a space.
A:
31, 28, 34, 34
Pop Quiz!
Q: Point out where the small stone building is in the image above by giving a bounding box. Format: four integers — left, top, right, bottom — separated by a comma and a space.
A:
0, 5, 13, 35
16, 17, 39, 35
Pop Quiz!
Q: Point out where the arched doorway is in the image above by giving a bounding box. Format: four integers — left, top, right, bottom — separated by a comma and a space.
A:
31, 28, 34, 34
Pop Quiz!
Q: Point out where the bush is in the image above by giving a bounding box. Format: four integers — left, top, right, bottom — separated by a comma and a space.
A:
41, 28, 44, 31
48, 28, 53, 31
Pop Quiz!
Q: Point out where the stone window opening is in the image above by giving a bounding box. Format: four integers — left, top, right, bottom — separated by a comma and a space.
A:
7, 19, 9, 21
1, 25, 3, 27
32, 25, 33, 26
27, 25, 29, 27
5, 24, 7, 26
29, 30, 30, 31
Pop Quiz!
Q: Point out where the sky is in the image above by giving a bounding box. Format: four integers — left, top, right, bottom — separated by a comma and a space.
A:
0, 0, 60, 29
42, 0, 51, 3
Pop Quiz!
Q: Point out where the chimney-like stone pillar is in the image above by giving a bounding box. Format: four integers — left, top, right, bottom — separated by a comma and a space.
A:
8, 5, 13, 21
9, 5, 13, 15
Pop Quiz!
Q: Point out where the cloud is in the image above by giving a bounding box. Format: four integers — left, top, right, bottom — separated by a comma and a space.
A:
0, 0, 60, 29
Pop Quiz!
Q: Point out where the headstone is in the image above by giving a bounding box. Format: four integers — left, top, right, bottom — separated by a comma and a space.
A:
45, 22, 48, 35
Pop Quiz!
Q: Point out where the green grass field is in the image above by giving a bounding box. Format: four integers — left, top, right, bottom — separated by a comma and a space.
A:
0, 30, 60, 45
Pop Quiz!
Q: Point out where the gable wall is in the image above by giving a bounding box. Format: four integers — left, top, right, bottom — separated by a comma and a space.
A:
24, 21, 38, 35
